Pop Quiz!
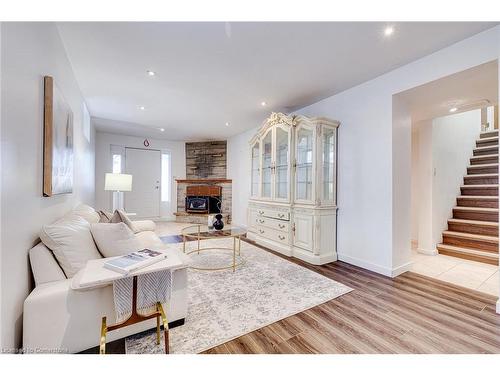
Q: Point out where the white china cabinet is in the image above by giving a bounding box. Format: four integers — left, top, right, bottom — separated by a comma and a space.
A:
247, 112, 339, 265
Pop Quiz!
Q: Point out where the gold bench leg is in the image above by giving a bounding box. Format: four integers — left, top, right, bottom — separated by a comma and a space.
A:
100, 317, 107, 354
156, 302, 169, 354
156, 314, 161, 345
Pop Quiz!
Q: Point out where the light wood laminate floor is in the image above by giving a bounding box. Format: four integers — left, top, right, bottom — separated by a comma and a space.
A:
203, 238, 500, 354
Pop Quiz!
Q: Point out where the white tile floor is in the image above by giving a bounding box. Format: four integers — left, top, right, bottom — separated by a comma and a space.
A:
410, 243, 499, 296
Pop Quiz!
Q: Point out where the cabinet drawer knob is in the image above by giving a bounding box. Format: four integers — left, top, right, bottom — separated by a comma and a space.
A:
278, 213, 285, 218
259, 219, 265, 224
259, 229, 265, 234
258, 210, 264, 215
278, 235, 285, 240
278, 224, 285, 229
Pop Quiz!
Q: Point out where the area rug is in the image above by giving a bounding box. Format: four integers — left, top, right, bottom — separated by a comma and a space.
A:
125, 238, 352, 354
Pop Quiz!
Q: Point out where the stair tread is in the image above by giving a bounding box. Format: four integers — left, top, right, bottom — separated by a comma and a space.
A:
470, 154, 499, 159
442, 230, 499, 242
477, 136, 499, 142
453, 206, 498, 212
468, 163, 499, 168
457, 195, 498, 200
437, 244, 499, 259
475, 145, 499, 150
480, 130, 499, 138
461, 184, 499, 188
464, 173, 499, 178
448, 218, 499, 226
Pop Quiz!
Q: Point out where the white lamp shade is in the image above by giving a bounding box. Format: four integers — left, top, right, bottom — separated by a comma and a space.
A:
104, 173, 132, 192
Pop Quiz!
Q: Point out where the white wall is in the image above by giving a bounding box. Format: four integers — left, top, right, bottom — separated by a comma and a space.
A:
95, 131, 185, 219
410, 129, 419, 241
0, 23, 96, 349
413, 111, 481, 254
227, 126, 258, 227
432, 110, 482, 247
227, 25, 499, 277
415, 120, 434, 254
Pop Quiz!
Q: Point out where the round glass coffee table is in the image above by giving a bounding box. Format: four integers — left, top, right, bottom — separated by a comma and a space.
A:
181, 225, 247, 272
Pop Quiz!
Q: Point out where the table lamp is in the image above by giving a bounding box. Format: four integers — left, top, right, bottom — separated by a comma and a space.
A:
104, 173, 132, 211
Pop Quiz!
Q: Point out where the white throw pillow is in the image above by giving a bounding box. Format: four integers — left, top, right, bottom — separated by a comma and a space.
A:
72, 204, 100, 224
40, 215, 102, 278
90, 223, 142, 257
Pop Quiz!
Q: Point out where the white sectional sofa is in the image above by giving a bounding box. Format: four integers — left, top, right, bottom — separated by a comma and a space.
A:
22, 206, 189, 354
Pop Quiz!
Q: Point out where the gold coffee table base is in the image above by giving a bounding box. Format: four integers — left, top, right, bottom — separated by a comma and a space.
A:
183, 231, 244, 272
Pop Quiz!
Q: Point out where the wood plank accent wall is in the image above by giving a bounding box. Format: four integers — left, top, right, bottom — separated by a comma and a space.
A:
185, 141, 227, 179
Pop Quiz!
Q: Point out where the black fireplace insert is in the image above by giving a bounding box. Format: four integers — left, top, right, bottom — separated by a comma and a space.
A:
185, 196, 221, 214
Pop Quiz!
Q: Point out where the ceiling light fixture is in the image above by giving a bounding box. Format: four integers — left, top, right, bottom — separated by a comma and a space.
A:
147, 70, 156, 76
139, 106, 145, 111
159, 128, 165, 132
261, 101, 267, 106
449, 107, 458, 113
384, 26, 394, 37
225, 122, 230, 127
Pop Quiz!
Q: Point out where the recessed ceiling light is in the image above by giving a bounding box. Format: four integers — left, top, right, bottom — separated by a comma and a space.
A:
261, 101, 267, 106
139, 106, 145, 111
384, 26, 394, 37
159, 128, 165, 132
225, 122, 230, 127
449, 107, 458, 113
147, 70, 156, 76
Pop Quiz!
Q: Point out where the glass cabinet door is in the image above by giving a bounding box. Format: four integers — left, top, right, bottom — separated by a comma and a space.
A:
295, 126, 313, 201
322, 127, 336, 202
251, 141, 260, 197
261, 130, 273, 198
274, 127, 289, 200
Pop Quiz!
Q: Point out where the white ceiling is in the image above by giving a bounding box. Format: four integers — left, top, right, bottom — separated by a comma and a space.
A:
397, 60, 498, 124
57, 22, 498, 141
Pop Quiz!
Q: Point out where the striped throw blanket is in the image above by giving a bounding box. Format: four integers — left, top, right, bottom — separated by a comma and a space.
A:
112, 270, 172, 323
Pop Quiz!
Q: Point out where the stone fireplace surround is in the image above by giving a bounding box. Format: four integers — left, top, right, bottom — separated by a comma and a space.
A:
175, 179, 232, 224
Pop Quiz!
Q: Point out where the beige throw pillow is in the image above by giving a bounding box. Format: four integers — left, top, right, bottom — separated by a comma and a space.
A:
40, 215, 102, 278
73, 204, 100, 224
98, 210, 114, 223
90, 223, 142, 257
112, 209, 138, 233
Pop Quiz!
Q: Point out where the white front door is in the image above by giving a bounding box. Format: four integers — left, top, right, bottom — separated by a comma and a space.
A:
125, 148, 161, 218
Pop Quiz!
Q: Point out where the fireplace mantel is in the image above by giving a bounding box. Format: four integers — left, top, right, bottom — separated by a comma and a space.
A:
175, 179, 232, 184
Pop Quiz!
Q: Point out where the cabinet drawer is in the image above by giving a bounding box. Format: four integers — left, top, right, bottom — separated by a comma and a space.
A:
255, 226, 289, 244
256, 208, 290, 221
254, 216, 289, 232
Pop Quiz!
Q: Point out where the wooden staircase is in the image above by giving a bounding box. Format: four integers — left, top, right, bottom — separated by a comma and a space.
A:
437, 129, 499, 265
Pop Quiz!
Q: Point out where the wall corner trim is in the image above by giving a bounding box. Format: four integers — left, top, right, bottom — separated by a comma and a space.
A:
391, 261, 413, 277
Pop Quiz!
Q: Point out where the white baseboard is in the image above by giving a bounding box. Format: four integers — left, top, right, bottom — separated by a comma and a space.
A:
337, 254, 393, 277
337, 254, 413, 278
496, 299, 500, 314
417, 247, 438, 255
391, 261, 413, 277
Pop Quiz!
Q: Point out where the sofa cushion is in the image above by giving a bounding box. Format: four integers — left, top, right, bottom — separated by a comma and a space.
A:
135, 231, 164, 249
72, 204, 100, 224
40, 215, 102, 278
132, 220, 156, 233
90, 222, 142, 257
